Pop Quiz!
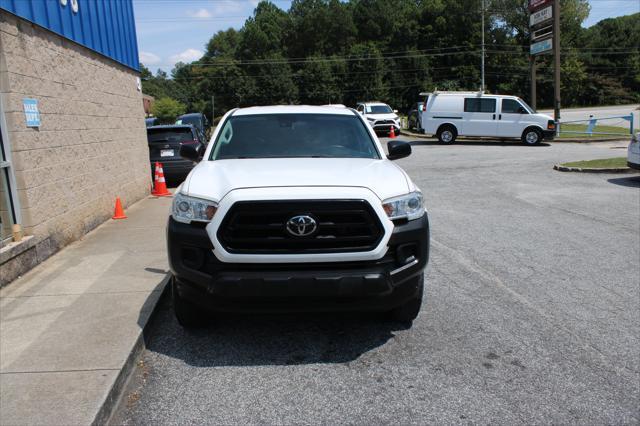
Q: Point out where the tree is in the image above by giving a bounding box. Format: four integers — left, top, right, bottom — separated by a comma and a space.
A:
151, 97, 186, 124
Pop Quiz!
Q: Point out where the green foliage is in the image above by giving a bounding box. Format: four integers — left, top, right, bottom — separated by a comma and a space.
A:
151, 97, 187, 124
140, 1, 639, 116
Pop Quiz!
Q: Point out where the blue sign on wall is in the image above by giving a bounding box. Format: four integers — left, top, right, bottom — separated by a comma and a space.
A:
0, 0, 139, 71
23, 98, 41, 127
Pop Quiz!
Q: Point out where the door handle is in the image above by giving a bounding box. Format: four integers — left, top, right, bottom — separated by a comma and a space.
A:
493, 114, 496, 120
499, 114, 502, 120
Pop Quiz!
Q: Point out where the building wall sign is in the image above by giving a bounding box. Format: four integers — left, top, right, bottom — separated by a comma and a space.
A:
22, 98, 41, 127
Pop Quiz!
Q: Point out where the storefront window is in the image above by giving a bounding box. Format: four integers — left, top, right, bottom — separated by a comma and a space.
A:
0, 95, 20, 246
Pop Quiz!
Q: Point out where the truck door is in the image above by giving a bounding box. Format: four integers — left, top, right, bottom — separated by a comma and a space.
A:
498, 99, 530, 138
463, 98, 497, 137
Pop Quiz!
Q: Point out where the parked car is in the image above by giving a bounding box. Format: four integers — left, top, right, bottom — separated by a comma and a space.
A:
147, 125, 205, 181
145, 117, 158, 127
407, 102, 424, 131
628, 132, 640, 170
168, 105, 430, 327
355, 102, 401, 135
176, 113, 210, 138
419, 91, 556, 145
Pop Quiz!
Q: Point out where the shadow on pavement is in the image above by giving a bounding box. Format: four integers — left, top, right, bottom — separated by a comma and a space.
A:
608, 175, 640, 188
407, 140, 550, 147
142, 291, 409, 367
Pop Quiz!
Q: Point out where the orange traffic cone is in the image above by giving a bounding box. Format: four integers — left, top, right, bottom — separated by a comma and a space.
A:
389, 126, 396, 139
152, 162, 172, 197
112, 197, 127, 220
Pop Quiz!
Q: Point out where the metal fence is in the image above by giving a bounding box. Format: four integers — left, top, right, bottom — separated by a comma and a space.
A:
557, 113, 635, 137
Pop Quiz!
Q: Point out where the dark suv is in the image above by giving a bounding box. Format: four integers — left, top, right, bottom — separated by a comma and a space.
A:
147, 125, 205, 181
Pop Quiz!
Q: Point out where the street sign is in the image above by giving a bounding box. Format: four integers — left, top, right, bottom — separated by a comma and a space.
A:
530, 5, 552, 27
530, 38, 553, 55
22, 98, 40, 128
529, 0, 552, 12
532, 24, 553, 41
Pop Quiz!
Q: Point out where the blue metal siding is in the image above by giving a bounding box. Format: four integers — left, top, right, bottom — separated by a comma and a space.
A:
0, 0, 139, 71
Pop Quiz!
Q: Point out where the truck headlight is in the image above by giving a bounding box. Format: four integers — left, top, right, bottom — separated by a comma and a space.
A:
382, 191, 424, 221
367, 117, 376, 122
172, 193, 218, 224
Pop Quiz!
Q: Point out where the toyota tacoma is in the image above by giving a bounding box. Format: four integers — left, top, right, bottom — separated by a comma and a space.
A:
168, 105, 430, 327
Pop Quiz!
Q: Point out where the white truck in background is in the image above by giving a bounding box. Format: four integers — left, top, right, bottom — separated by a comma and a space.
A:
419, 91, 556, 145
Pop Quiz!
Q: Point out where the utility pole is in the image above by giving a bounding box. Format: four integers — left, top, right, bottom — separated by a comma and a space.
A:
481, 0, 485, 92
530, 56, 536, 110
553, 0, 561, 127
211, 95, 215, 121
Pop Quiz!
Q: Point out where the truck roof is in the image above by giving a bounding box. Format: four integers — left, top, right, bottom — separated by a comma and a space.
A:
419, 91, 519, 99
232, 105, 354, 116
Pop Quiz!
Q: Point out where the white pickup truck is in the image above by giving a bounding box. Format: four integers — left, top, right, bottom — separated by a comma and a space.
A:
168, 105, 430, 327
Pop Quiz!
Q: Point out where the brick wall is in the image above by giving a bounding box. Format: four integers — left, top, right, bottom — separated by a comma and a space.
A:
0, 11, 151, 285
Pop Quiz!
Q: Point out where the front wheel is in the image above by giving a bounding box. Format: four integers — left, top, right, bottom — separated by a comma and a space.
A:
522, 128, 542, 145
437, 125, 457, 144
388, 276, 424, 323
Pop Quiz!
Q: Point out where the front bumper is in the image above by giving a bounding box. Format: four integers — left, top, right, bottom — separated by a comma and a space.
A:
167, 214, 430, 313
372, 123, 401, 134
628, 161, 640, 170
542, 129, 556, 140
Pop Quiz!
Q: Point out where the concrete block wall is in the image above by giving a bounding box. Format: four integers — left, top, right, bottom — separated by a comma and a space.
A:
0, 11, 151, 285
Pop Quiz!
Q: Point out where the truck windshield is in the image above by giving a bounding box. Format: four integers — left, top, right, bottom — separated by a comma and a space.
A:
211, 114, 380, 160
367, 105, 393, 114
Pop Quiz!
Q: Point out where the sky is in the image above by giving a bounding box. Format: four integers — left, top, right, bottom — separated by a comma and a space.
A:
133, 0, 640, 74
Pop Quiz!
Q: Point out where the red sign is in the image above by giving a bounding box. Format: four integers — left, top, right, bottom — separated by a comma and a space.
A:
529, 0, 552, 12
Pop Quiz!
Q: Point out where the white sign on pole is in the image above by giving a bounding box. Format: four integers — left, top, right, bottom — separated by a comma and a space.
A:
530, 5, 552, 27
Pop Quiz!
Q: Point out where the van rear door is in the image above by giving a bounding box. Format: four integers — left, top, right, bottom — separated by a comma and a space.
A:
463, 98, 497, 137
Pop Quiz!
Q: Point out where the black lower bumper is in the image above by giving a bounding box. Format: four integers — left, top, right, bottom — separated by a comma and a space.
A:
167, 214, 430, 313
542, 130, 556, 140
628, 161, 640, 170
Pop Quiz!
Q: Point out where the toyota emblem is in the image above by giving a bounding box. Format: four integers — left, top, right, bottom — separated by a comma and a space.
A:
286, 215, 317, 237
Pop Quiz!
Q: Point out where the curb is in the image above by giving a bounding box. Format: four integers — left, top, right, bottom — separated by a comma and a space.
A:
553, 164, 634, 173
96, 276, 170, 426
401, 130, 627, 144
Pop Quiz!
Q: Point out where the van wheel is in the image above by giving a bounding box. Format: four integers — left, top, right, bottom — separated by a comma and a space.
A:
388, 276, 424, 323
437, 125, 457, 144
172, 276, 208, 328
522, 128, 542, 145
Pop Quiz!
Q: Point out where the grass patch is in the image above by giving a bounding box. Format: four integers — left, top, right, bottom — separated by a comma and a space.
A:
557, 123, 629, 139
561, 157, 628, 169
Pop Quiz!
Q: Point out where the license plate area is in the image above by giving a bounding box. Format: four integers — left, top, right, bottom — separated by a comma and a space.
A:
160, 149, 174, 157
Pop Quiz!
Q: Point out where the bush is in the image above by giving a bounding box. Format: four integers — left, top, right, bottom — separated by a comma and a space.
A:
151, 97, 186, 124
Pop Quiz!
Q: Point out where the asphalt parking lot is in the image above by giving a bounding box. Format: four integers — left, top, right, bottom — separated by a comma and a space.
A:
115, 137, 639, 425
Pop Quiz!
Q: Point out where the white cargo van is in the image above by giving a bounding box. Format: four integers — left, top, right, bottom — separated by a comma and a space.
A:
419, 91, 556, 145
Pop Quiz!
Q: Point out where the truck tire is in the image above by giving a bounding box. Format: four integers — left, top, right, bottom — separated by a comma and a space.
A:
388, 276, 424, 323
522, 127, 542, 145
172, 276, 208, 328
437, 125, 457, 144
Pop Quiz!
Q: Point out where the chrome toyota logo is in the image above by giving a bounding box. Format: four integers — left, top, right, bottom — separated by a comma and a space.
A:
286, 215, 317, 237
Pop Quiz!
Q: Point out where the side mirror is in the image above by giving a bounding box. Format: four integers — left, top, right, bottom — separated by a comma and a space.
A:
387, 140, 411, 160
518, 107, 527, 114
180, 143, 202, 162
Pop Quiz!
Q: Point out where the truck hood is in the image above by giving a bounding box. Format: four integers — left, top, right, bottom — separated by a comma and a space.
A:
183, 158, 411, 202
366, 113, 399, 121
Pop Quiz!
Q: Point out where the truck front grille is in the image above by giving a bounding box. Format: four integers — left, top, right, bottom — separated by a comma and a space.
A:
218, 200, 384, 254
